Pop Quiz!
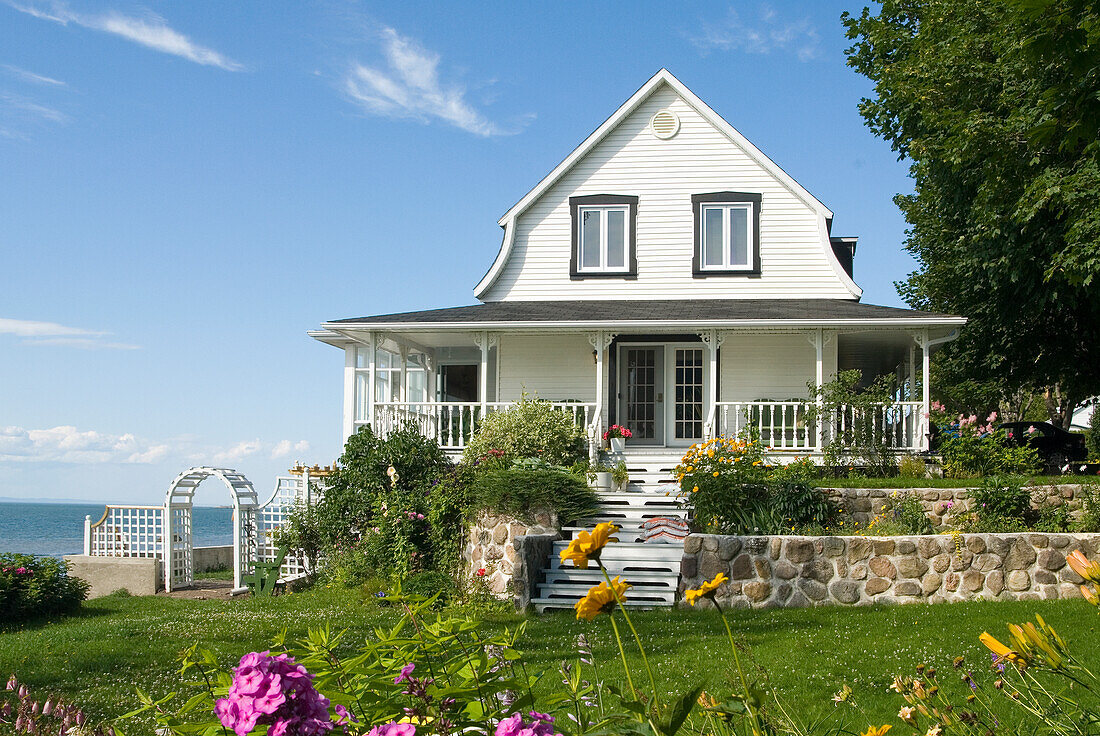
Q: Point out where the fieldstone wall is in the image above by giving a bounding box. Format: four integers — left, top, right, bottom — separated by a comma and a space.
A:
826, 484, 1092, 530
463, 510, 559, 607
679, 532, 1100, 609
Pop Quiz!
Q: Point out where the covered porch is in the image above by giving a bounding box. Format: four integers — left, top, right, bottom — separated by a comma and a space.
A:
309, 300, 965, 460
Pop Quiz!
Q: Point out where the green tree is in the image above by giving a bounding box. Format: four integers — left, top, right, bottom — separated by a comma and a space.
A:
842, 0, 1100, 428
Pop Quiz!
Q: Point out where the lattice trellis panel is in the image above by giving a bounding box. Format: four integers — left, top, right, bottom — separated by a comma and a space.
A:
257, 475, 322, 579
88, 505, 164, 558
167, 504, 193, 590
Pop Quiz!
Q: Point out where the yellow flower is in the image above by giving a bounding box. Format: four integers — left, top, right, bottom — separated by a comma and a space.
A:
712, 471, 720, 477
574, 576, 630, 620
1067, 550, 1100, 583
925, 727, 941, 736
692, 486, 699, 493
979, 632, 1028, 667
684, 573, 729, 606
860, 727, 891, 736
558, 523, 619, 569
707, 449, 714, 458
897, 706, 915, 725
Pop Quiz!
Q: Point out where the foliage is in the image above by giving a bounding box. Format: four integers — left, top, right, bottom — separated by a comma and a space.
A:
972, 475, 1033, 522
1, 675, 109, 736
611, 461, 629, 487
1072, 481, 1100, 533
842, 1, 1100, 424
271, 497, 324, 577
931, 405, 1042, 477
462, 397, 586, 467
0, 554, 87, 623
889, 492, 935, 535
603, 424, 633, 441
468, 468, 598, 525
677, 436, 838, 534
805, 370, 896, 476
896, 455, 926, 479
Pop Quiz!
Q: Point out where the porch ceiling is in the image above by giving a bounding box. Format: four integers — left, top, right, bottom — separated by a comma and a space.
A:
318, 299, 964, 336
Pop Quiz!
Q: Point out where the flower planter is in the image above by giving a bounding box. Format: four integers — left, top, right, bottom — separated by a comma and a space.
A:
594, 471, 613, 491
609, 437, 626, 453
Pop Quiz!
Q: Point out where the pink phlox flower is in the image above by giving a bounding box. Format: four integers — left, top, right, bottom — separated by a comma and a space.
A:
496, 711, 561, 736
394, 663, 416, 684
987, 411, 998, 423
1027, 425, 1038, 435
368, 723, 417, 736
216, 651, 333, 736
334, 704, 357, 726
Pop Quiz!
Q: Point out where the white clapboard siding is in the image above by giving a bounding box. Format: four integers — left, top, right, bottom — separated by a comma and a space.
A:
719, 333, 837, 402
497, 334, 598, 402
483, 85, 853, 302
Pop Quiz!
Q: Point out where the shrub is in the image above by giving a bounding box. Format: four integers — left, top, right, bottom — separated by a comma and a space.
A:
462, 397, 586, 466
887, 492, 934, 535
468, 467, 598, 524
931, 407, 1041, 477
678, 437, 837, 534
0, 554, 87, 622
288, 425, 452, 586
1073, 481, 1100, 532
972, 475, 1033, 521
896, 454, 926, 478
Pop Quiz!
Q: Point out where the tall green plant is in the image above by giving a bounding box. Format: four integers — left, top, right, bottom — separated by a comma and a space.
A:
805, 370, 896, 476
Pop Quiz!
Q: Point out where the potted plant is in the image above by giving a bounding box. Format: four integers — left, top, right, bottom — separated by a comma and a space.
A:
604, 424, 633, 453
587, 463, 613, 491
611, 461, 630, 492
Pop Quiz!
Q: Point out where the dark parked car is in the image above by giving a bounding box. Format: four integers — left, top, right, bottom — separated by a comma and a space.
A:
998, 421, 1087, 470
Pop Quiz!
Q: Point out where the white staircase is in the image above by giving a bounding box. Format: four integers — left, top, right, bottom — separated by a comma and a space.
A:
533, 450, 689, 613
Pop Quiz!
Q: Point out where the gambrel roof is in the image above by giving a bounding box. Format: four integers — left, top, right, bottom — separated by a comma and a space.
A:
474, 68, 859, 301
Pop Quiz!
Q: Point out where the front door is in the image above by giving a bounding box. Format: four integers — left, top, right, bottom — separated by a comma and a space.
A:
620, 347, 663, 445
618, 344, 708, 447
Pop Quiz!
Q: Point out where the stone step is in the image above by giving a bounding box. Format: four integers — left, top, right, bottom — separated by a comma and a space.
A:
542, 568, 679, 588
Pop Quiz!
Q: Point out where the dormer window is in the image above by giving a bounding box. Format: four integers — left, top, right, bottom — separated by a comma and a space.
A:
692, 192, 762, 276
569, 194, 638, 278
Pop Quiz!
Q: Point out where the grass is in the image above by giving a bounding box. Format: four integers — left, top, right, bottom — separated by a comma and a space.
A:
819, 475, 1077, 488
3, 587, 1099, 731
194, 568, 233, 581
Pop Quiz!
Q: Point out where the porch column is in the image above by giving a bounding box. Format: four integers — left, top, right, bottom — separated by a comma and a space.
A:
814, 328, 824, 450
474, 332, 497, 415
699, 330, 724, 439
342, 344, 356, 442
921, 328, 931, 451
398, 345, 408, 403
366, 332, 377, 429
908, 345, 917, 401
587, 331, 615, 462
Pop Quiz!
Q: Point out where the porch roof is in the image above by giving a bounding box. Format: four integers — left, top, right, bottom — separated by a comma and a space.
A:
318, 299, 964, 334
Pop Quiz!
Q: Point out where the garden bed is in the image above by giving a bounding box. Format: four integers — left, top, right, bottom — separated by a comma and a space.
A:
680, 531, 1098, 609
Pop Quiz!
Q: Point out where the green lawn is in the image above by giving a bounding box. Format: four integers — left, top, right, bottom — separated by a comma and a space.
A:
3, 588, 1099, 731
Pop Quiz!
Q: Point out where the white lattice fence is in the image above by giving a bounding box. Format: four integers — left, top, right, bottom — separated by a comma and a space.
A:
86, 505, 164, 558
257, 475, 321, 579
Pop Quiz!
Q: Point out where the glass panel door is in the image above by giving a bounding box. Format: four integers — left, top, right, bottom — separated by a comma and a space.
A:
672, 348, 704, 443
621, 347, 662, 445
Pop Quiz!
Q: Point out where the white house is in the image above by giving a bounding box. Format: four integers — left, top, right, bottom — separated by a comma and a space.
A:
310, 69, 964, 464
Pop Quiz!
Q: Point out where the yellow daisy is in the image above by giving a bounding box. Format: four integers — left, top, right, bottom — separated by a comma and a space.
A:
575, 576, 631, 620
684, 572, 729, 606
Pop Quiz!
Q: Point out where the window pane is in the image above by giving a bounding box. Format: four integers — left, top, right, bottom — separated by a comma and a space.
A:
375, 374, 389, 403
355, 373, 370, 420
729, 206, 750, 266
376, 349, 392, 370
356, 347, 369, 368
606, 209, 625, 269
406, 370, 426, 402
703, 207, 724, 266
580, 209, 601, 268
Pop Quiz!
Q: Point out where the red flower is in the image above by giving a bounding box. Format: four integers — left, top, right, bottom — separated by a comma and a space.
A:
476, 568, 486, 577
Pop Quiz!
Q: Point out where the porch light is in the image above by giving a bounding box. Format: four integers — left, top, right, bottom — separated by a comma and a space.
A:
592, 349, 598, 364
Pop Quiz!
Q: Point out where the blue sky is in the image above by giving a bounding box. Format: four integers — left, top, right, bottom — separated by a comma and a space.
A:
0, 0, 913, 505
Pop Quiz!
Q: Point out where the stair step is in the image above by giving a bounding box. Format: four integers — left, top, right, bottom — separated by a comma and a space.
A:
543, 569, 678, 587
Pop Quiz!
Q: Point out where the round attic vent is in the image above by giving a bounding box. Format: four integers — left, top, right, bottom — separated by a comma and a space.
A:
651, 109, 680, 139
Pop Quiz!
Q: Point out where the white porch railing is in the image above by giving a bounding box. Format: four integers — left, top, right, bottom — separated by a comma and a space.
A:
711, 401, 924, 452
370, 401, 598, 452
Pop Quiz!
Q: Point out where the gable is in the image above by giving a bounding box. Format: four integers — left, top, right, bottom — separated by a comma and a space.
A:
475, 70, 861, 302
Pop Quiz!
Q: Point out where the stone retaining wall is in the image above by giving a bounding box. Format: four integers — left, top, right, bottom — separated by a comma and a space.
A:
826, 484, 1091, 529
679, 532, 1100, 609
463, 510, 558, 607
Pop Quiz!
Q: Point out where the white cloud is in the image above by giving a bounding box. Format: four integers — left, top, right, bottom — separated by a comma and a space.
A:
209, 439, 263, 464
0, 92, 66, 122
270, 439, 310, 459
689, 6, 820, 61
0, 425, 167, 464
7, 2, 243, 71
2, 64, 65, 86
344, 26, 521, 136
0, 317, 139, 349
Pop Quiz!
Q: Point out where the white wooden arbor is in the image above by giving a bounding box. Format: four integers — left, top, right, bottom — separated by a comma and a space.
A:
164, 467, 259, 592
